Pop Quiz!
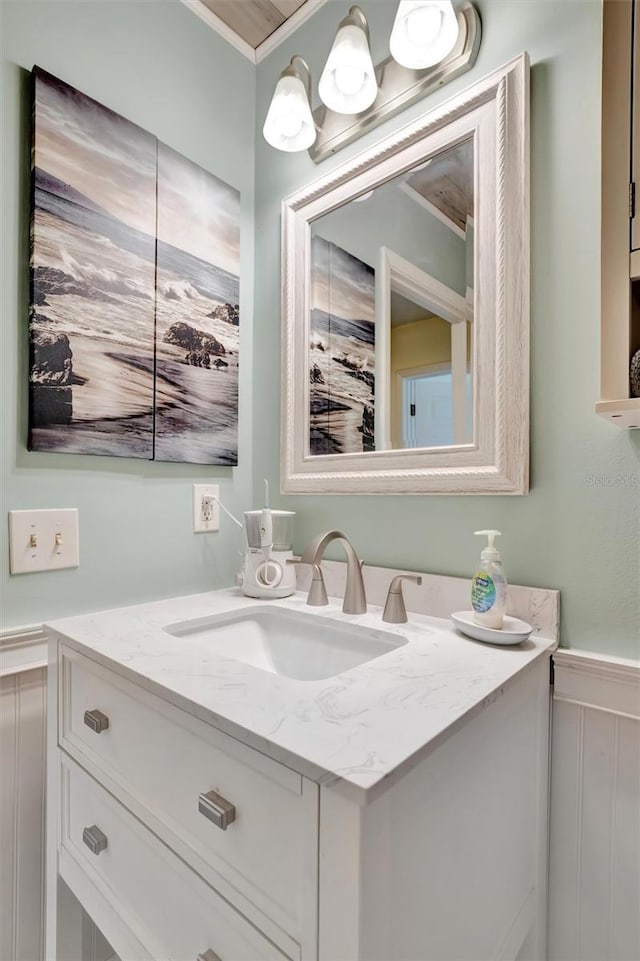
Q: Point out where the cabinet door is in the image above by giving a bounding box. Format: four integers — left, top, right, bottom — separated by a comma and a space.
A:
633, 0, 639, 251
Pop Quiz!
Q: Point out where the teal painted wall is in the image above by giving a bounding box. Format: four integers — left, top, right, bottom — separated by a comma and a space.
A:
2, 0, 638, 657
1, 0, 255, 628
254, 0, 640, 658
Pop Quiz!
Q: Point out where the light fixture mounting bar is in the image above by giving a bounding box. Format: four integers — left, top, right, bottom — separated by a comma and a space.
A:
309, 1, 481, 164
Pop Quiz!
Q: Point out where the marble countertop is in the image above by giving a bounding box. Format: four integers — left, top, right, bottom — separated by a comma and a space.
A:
46, 589, 556, 804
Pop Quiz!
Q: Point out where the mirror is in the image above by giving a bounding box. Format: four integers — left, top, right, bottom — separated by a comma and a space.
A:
309, 137, 474, 456
281, 54, 529, 494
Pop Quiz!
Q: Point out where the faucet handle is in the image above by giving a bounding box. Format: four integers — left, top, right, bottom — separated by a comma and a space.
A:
286, 560, 329, 606
382, 575, 423, 624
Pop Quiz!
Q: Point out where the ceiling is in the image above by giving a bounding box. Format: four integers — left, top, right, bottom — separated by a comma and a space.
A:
199, 0, 311, 49
404, 139, 474, 234
390, 292, 438, 328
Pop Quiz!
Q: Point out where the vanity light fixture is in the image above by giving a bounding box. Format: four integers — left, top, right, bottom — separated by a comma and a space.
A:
262, 56, 316, 152
263, 1, 481, 162
318, 6, 377, 115
389, 1, 460, 69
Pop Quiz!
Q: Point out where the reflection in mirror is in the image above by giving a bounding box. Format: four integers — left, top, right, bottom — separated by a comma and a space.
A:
388, 292, 473, 450
309, 237, 376, 455
309, 137, 474, 457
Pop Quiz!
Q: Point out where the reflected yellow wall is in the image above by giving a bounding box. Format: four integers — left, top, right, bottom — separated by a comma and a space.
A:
391, 315, 452, 370
390, 315, 452, 446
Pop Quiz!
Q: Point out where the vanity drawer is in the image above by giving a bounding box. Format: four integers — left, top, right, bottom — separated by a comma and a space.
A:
59, 647, 317, 947
60, 754, 289, 961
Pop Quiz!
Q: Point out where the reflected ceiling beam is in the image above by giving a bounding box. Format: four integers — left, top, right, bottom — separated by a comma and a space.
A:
400, 138, 474, 235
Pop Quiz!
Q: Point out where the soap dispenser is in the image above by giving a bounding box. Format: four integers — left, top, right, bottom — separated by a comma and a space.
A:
471, 530, 507, 629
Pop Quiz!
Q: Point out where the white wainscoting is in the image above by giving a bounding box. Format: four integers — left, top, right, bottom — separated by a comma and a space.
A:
548, 650, 640, 961
0, 660, 47, 961
1, 630, 116, 961
0, 624, 48, 677
3, 625, 638, 961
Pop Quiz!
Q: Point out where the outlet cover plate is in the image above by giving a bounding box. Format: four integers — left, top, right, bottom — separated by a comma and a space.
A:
9, 508, 79, 574
192, 484, 220, 533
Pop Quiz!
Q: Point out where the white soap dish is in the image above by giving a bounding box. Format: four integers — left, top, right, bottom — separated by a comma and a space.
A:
451, 611, 533, 646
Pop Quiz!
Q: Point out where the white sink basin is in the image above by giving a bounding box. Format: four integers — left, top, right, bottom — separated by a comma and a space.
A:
164, 606, 407, 681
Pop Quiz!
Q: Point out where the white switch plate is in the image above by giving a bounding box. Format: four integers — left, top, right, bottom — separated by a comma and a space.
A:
193, 484, 220, 533
9, 509, 79, 574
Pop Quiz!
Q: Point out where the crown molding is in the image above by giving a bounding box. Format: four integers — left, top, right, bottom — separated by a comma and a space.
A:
182, 0, 330, 65
181, 0, 256, 62
255, 0, 330, 63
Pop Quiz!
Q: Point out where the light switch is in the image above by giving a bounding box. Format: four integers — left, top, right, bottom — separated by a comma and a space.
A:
8, 509, 79, 574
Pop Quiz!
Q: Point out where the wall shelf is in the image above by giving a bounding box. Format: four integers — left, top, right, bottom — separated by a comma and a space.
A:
599, 0, 639, 429
595, 398, 640, 428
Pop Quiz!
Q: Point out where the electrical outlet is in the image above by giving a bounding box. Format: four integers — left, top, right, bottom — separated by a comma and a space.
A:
193, 484, 220, 533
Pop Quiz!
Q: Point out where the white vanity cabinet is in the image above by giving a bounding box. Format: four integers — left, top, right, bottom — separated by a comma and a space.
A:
317, 658, 551, 961
46, 599, 553, 961
48, 645, 318, 961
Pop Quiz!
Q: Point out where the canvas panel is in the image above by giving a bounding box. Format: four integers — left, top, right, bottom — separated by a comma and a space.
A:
153, 142, 241, 466
309, 237, 375, 456
29, 68, 157, 458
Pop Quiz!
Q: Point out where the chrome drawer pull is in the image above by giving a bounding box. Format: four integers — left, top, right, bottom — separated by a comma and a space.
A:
196, 951, 222, 961
84, 709, 109, 734
82, 825, 108, 855
198, 789, 236, 831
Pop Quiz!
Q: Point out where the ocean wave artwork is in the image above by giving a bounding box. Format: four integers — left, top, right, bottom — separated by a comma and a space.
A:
309, 236, 375, 455
29, 67, 240, 465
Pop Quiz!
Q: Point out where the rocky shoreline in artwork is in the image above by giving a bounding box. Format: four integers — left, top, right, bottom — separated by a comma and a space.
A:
30, 120, 241, 464
29, 263, 240, 459
309, 309, 376, 456
31, 327, 75, 386
163, 320, 232, 369
29, 313, 240, 415
29, 318, 87, 427
33, 264, 127, 307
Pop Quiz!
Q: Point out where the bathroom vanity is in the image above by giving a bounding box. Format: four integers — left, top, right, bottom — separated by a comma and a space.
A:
45, 587, 555, 961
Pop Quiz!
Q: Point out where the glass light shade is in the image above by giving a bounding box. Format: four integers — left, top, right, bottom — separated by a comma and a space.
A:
318, 16, 377, 115
263, 70, 316, 152
390, 0, 460, 70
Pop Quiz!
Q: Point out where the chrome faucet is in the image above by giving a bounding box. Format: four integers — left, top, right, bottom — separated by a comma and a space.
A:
301, 530, 367, 614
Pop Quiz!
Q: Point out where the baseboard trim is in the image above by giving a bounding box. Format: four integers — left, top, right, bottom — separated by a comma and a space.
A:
0, 624, 48, 677
553, 649, 640, 719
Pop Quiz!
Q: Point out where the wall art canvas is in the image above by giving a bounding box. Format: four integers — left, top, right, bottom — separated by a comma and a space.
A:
30, 68, 157, 457
29, 67, 240, 464
309, 236, 375, 455
154, 144, 240, 464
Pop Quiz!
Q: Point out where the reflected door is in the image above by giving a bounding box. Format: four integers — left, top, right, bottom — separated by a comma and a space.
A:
401, 368, 472, 448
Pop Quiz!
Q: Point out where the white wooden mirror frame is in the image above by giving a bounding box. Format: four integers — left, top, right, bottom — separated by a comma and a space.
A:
281, 54, 530, 495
